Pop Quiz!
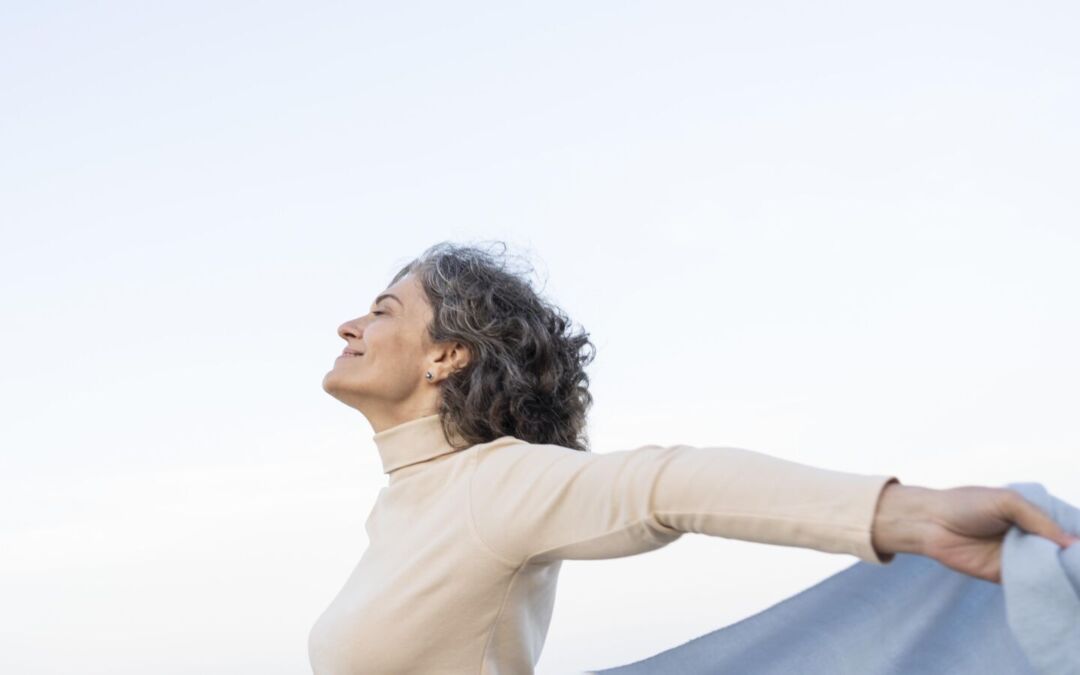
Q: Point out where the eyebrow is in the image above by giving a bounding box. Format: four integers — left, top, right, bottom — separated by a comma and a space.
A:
374, 293, 404, 308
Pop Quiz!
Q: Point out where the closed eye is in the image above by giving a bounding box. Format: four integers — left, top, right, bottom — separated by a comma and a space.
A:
372, 310, 385, 316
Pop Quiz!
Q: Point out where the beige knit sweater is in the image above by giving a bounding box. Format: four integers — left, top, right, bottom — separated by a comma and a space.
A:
308, 413, 899, 674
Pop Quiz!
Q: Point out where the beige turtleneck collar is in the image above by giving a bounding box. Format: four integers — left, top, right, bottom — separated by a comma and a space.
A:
371, 413, 461, 474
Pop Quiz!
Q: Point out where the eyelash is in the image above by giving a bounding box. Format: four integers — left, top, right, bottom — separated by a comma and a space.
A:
372, 310, 385, 316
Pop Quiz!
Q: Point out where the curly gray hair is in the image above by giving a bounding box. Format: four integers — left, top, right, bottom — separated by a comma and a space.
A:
389, 240, 597, 453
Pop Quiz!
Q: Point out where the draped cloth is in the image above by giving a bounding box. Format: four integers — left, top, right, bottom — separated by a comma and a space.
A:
585, 482, 1080, 675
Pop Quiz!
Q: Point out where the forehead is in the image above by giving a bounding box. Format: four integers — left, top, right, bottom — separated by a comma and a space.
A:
376, 272, 423, 305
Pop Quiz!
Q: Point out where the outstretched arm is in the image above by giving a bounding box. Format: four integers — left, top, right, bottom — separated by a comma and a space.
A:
469, 440, 900, 567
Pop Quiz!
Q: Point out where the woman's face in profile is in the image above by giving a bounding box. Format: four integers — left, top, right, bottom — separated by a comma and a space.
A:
323, 272, 433, 412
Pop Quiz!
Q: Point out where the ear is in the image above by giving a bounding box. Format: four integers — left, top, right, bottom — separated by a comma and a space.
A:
429, 341, 471, 379
448, 341, 471, 372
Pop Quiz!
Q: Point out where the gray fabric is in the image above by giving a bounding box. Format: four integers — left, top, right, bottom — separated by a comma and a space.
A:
585, 482, 1080, 675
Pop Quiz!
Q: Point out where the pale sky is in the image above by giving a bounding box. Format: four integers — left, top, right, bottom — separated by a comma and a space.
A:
2, 2, 1078, 673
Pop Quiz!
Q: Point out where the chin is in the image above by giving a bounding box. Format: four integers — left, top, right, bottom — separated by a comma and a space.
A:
322, 370, 344, 394
323, 371, 360, 397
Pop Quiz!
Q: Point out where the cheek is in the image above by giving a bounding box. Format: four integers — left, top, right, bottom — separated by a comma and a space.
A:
369, 330, 419, 364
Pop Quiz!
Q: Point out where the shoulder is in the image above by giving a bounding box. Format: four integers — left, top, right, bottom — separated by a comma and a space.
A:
472, 437, 586, 466
471, 437, 676, 480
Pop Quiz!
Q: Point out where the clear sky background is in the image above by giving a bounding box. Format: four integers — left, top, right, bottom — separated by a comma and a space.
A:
2, 2, 1078, 673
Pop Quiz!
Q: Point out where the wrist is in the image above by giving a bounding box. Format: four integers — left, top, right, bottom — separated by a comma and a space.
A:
871, 481, 939, 557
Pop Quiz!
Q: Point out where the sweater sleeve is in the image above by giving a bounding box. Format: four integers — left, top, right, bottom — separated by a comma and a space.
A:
468, 441, 900, 567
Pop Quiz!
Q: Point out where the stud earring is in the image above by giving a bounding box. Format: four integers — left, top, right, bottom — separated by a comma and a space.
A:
425, 371, 433, 380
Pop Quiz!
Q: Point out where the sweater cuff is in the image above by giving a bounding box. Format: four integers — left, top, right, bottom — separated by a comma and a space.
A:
860, 476, 901, 565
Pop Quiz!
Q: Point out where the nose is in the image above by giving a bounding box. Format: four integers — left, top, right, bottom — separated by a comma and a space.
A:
338, 318, 364, 342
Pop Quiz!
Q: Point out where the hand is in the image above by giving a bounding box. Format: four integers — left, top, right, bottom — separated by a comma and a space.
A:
872, 483, 1080, 584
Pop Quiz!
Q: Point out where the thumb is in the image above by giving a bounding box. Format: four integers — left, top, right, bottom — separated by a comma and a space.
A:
1002, 489, 1078, 548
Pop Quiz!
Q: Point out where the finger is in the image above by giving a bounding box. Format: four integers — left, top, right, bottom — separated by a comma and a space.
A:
1002, 490, 1079, 548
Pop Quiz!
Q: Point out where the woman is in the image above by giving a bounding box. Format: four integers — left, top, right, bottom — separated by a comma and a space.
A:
308, 241, 1077, 675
